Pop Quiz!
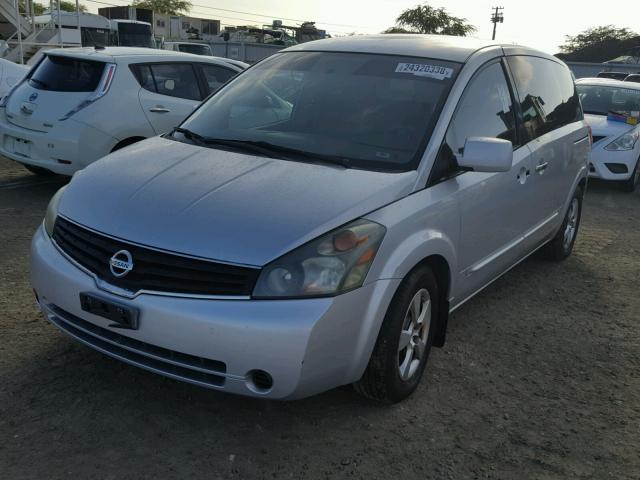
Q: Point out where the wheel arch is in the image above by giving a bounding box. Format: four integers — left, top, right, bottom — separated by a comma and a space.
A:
111, 136, 147, 152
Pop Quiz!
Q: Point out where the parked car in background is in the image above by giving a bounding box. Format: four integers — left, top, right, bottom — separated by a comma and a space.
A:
32, 35, 590, 403
597, 71, 632, 81
162, 41, 213, 56
0, 47, 245, 175
624, 74, 640, 84
576, 78, 640, 191
0, 59, 29, 100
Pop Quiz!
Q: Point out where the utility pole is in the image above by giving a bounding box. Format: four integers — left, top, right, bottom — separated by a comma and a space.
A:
490, 6, 504, 41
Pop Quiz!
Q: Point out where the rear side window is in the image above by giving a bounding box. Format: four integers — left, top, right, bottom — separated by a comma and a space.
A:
430, 62, 517, 185
507, 56, 582, 142
131, 63, 201, 100
200, 64, 236, 94
29, 55, 104, 92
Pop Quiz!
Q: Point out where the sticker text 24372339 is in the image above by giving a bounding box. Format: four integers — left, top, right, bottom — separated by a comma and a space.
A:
395, 63, 454, 80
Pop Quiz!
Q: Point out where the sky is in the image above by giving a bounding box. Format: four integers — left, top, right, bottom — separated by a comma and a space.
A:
85, 0, 640, 54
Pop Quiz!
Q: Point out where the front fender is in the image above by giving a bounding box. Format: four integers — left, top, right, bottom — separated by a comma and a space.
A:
364, 184, 461, 302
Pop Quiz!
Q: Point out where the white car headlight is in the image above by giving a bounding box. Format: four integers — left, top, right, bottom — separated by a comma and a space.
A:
605, 128, 640, 151
44, 186, 66, 237
253, 219, 386, 298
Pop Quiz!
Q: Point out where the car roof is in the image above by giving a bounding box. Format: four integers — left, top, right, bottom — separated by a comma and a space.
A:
44, 47, 243, 69
283, 34, 548, 63
576, 77, 640, 90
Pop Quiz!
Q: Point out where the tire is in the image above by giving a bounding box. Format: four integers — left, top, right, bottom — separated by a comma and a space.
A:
354, 265, 439, 404
620, 159, 639, 193
23, 164, 55, 176
111, 137, 145, 153
541, 187, 583, 261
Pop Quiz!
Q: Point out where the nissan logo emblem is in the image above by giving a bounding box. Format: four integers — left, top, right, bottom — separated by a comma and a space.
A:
109, 250, 134, 278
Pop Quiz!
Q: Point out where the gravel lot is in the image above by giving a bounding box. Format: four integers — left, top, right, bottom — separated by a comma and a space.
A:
0, 155, 638, 479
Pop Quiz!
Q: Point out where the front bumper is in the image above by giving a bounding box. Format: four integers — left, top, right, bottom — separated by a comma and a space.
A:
589, 144, 638, 181
0, 114, 117, 175
31, 226, 400, 399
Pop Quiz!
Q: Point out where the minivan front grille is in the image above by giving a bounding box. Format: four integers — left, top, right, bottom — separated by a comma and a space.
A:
52, 217, 260, 296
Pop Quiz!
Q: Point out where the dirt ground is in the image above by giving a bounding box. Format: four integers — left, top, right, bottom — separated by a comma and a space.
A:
0, 155, 638, 480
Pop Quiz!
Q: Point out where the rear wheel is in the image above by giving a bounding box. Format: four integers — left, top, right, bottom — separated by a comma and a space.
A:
620, 159, 639, 192
541, 187, 583, 261
23, 164, 55, 176
354, 265, 438, 404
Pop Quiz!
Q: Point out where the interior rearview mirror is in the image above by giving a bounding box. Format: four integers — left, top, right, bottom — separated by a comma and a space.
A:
458, 137, 513, 173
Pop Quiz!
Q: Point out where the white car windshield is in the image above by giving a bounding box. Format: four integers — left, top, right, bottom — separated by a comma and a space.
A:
177, 52, 460, 172
577, 84, 640, 115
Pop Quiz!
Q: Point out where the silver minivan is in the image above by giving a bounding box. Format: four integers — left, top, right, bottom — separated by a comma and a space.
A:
32, 35, 591, 403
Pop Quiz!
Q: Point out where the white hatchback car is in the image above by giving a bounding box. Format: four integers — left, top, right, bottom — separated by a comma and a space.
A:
576, 78, 640, 191
0, 47, 246, 175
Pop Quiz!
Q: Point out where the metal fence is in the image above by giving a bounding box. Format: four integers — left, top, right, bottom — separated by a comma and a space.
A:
566, 61, 640, 79
210, 42, 283, 64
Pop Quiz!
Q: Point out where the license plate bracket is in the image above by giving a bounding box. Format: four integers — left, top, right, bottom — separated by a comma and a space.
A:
80, 292, 139, 329
12, 137, 31, 157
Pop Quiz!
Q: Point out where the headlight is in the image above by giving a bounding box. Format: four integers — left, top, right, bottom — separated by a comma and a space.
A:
605, 129, 640, 151
44, 186, 66, 237
253, 219, 386, 298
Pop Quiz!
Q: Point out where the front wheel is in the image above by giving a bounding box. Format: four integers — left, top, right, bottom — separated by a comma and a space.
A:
620, 159, 639, 192
354, 266, 439, 404
541, 187, 583, 261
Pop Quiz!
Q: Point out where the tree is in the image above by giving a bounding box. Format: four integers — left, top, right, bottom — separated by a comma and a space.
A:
24, 1, 89, 14
132, 0, 192, 15
559, 25, 637, 54
556, 25, 640, 62
384, 3, 476, 37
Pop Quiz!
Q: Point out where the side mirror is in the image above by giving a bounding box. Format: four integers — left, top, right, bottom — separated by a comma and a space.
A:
458, 137, 513, 173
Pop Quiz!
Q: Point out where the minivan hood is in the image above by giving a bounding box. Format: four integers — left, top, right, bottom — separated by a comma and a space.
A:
584, 113, 635, 138
59, 137, 416, 266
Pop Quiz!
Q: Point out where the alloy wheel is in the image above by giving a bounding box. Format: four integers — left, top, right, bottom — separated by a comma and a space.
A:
397, 288, 431, 381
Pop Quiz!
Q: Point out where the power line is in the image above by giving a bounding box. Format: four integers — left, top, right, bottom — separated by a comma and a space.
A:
189, 4, 366, 29
81, 0, 367, 31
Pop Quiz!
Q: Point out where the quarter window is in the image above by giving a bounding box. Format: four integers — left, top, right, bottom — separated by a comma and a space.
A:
430, 62, 517, 184
507, 56, 582, 141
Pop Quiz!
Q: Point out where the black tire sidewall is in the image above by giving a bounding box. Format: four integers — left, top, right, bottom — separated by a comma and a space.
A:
379, 267, 439, 402
559, 188, 583, 257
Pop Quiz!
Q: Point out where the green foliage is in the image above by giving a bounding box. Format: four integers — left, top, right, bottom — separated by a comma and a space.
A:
559, 25, 637, 54
24, 1, 88, 14
384, 3, 476, 36
132, 0, 192, 15
556, 25, 640, 62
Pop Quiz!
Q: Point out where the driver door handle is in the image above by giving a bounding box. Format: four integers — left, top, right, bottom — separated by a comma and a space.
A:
149, 107, 170, 113
535, 161, 549, 173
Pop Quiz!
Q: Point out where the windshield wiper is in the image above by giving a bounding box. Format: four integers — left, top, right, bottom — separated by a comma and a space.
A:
172, 128, 353, 168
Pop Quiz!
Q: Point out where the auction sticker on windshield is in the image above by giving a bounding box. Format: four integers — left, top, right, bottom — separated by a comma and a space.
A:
395, 63, 454, 80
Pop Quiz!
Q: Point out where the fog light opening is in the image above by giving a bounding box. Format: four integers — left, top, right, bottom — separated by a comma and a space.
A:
246, 369, 273, 393
605, 163, 628, 174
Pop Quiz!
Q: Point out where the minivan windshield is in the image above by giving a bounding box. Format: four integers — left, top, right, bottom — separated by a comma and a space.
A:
577, 83, 640, 115
28, 55, 104, 92
178, 52, 460, 171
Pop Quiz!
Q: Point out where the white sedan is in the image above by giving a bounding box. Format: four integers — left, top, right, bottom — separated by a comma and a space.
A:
576, 78, 640, 191
0, 47, 247, 175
